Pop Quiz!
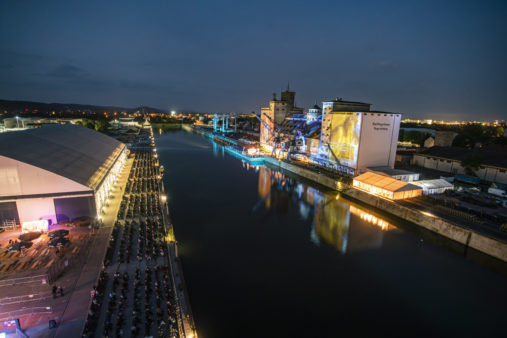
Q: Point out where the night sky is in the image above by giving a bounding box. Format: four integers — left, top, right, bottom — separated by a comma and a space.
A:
1, 0, 506, 120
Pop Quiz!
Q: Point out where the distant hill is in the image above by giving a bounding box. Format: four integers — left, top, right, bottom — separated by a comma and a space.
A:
0, 99, 165, 114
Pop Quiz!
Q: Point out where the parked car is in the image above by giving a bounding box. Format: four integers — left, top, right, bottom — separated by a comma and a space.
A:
48, 229, 69, 239
488, 187, 506, 198
48, 237, 70, 248
8, 241, 33, 252
18, 231, 42, 241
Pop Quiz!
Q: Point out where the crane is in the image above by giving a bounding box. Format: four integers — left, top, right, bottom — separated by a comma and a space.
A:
255, 112, 288, 157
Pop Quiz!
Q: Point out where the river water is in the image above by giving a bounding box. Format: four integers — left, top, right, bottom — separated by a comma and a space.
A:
156, 129, 507, 338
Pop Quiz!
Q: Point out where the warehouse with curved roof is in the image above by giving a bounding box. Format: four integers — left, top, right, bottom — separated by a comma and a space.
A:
0, 124, 128, 226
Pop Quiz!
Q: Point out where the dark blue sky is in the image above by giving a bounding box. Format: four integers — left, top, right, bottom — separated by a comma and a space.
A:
1, 0, 506, 120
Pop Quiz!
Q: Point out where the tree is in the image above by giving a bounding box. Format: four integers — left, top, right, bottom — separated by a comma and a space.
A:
134, 115, 145, 124
150, 115, 162, 123
94, 120, 110, 132
398, 128, 405, 141
76, 119, 95, 129
452, 134, 471, 147
461, 154, 481, 176
401, 130, 431, 146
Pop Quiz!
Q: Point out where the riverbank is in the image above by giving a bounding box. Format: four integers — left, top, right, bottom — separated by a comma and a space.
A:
270, 151, 507, 262
263, 157, 344, 190
267, 150, 507, 262
342, 188, 507, 262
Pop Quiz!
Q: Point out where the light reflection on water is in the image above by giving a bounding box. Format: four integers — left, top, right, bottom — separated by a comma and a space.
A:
254, 165, 394, 254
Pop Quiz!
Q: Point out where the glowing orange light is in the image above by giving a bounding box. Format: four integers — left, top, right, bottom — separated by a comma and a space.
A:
22, 220, 49, 233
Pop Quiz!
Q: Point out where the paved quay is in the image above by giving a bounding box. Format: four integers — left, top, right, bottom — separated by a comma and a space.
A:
80, 127, 193, 338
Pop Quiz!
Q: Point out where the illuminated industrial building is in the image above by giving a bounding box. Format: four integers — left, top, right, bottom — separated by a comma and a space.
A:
317, 98, 401, 175
258, 89, 401, 176
352, 172, 422, 200
0, 124, 128, 227
259, 85, 304, 148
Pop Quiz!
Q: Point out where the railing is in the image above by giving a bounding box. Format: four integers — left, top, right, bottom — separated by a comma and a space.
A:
1, 219, 19, 231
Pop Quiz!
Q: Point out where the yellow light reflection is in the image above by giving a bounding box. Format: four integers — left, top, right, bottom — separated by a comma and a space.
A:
349, 205, 392, 231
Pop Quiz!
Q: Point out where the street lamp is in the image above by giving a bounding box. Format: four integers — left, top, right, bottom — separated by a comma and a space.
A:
161, 194, 167, 203
15, 116, 19, 128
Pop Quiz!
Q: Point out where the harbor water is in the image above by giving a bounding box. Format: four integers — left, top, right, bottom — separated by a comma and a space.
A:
156, 129, 507, 338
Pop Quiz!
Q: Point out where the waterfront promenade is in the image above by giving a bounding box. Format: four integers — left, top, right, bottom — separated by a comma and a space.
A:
80, 127, 195, 338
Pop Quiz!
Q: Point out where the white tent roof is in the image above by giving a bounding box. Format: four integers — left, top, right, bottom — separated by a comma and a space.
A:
353, 172, 422, 193
0, 124, 124, 190
412, 179, 454, 190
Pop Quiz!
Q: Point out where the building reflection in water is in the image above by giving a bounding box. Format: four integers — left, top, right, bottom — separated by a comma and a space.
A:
213, 142, 219, 157
212, 142, 225, 158
254, 166, 395, 253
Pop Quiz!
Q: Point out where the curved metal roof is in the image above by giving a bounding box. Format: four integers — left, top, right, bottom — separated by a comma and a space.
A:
0, 124, 125, 190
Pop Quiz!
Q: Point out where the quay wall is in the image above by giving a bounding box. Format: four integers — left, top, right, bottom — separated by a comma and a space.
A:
342, 188, 507, 263
263, 157, 342, 190
153, 125, 197, 336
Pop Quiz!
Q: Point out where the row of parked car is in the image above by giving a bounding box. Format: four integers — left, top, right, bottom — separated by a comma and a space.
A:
6, 229, 70, 252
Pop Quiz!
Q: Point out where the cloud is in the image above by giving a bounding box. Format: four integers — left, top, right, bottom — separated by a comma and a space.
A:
46, 63, 87, 78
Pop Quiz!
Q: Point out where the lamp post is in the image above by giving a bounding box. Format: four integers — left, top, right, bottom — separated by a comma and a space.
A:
15, 116, 19, 128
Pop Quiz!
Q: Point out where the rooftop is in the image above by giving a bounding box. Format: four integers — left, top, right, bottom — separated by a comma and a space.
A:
367, 166, 418, 177
418, 146, 507, 169
353, 172, 422, 193
324, 98, 371, 106
412, 179, 454, 189
0, 124, 125, 190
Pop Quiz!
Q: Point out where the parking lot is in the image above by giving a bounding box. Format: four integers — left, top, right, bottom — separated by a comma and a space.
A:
0, 155, 133, 337
0, 225, 92, 279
